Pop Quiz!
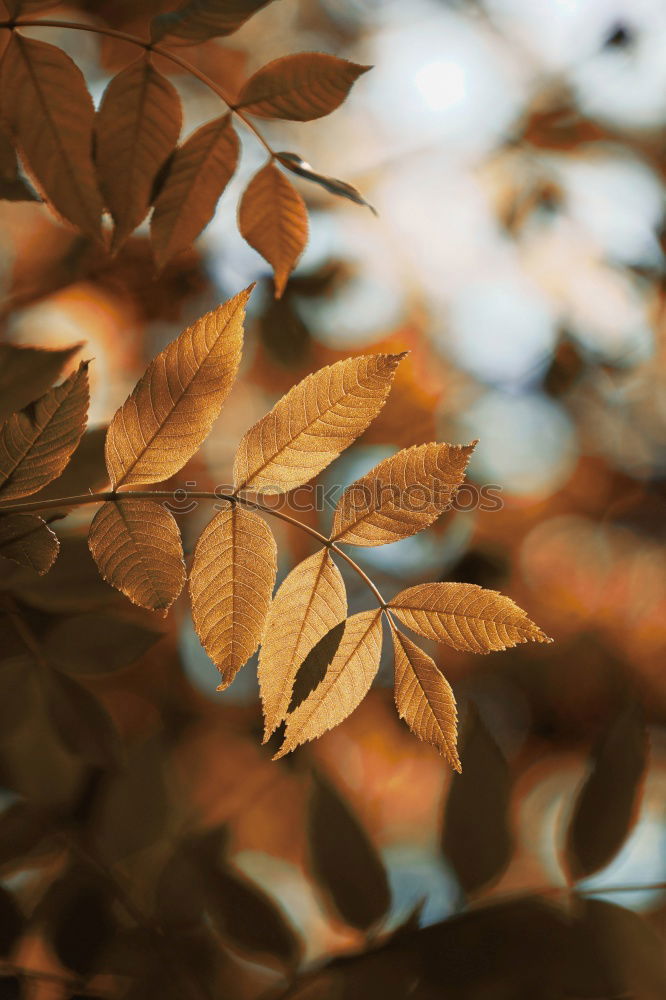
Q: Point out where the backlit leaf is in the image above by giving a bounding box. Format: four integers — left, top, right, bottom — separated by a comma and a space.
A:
104, 288, 250, 488
276, 151, 375, 213
88, 499, 186, 614
151, 0, 274, 43
151, 114, 239, 269
189, 505, 277, 689
0, 362, 89, 501
565, 704, 647, 880
96, 56, 182, 250
289, 620, 345, 713
331, 442, 475, 547
0, 342, 81, 423
237, 53, 371, 121
258, 548, 347, 740
392, 627, 460, 770
28, 427, 108, 508
274, 609, 383, 759
234, 353, 404, 494
0, 123, 39, 202
390, 582, 551, 653
0, 34, 103, 240
0, 513, 59, 574
238, 161, 308, 298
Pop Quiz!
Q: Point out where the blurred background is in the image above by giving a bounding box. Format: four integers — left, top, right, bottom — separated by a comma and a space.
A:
1, 0, 665, 997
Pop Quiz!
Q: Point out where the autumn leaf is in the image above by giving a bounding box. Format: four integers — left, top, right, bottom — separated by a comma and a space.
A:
88, 499, 186, 614
0, 34, 103, 241
0, 342, 81, 423
104, 287, 250, 488
151, 0, 274, 43
276, 151, 375, 213
331, 442, 475, 547
151, 114, 239, 269
234, 353, 405, 494
96, 56, 182, 250
189, 505, 277, 689
389, 582, 551, 653
43, 669, 121, 768
237, 53, 370, 121
392, 627, 460, 770
0, 513, 59, 574
0, 123, 39, 202
238, 162, 308, 298
274, 609, 383, 759
258, 549, 347, 740
0, 362, 89, 501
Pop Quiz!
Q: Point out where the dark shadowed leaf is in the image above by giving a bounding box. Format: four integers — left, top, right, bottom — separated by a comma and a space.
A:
0, 342, 81, 423
441, 704, 512, 895
0, 800, 51, 871
565, 704, 648, 881
289, 620, 346, 713
151, 0, 274, 42
41, 872, 117, 975
0, 976, 21, 999
0, 655, 37, 740
42, 668, 121, 768
46, 613, 163, 676
29, 427, 108, 506
237, 54, 371, 121
0, 886, 23, 956
0, 514, 59, 574
307, 771, 390, 932
277, 151, 376, 213
0, 123, 39, 202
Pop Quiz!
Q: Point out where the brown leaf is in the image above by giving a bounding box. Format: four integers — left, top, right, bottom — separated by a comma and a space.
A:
104, 287, 250, 488
238, 161, 308, 298
46, 613, 163, 676
0, 342, 82, 423
42, 669, 121, 768
4, 1, 62, 12
0, 122, 39, 202
391, 627, 459, 770
0, 362, 89, 501
151, 0, 274, 43
274, 609, 383, 759
151, 114, 239, 269
234, 353, 404, 494
390, 582, 551, 653
28, 426, 108, 508
276, 151, 375, 213
0, 513, 59, 574
88, 499, 186, 614
331, 442, 475, 547
237, 54, 371, 121
258, 548, 347, 740
565, 705, 647, 881
189, 505, 277, 689
0, 34, 103, 241
96, 55, 182, 250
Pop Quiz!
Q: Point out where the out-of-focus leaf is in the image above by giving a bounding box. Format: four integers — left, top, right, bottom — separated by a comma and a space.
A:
0, 122, 39, 202
276, 151, 376, 212
237, 54, 370, 121
2, 537, 122, 613
0, 362, 89, 501
151, 0, 274, 43
306, 771, 391, 932
96, 56, 182, 250
0, 655, 37, 740
28, 427, 108, 506
46, 613, 162, 676
565, 704, 648, 880
88, 499, 185, 615
0, 886, 23, 956
441, 705, 512, 895
0, 34, 103, 240
0, 800, 51, 871
151, 114, 239, 269
238, 161, 308, 298
42, 669, 121, 768
4, 1, 63, 12
0, 342, 81, 423
0, 513, 59, 574
40, 872, 117, 975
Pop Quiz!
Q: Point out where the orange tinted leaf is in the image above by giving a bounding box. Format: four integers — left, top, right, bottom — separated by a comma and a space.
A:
151, 114, 239, 269
0, 362, 89, 501
88, 499, 186, 614
392, 627, 460, 770
258, 549, 347, 740
0, 35, 103, 240
390, 582, 551, 653
331, 442, 475, 547
189, 505, 277, 689
0, 342, 81, 422
0, 513, 59, 574
96, 56, 182, 250
233, 353, 404, 494
105, 288, 250, 488
237, 54, 371, 121
274, 609, 383, 759
276, 151, 375, 213
238, 162, 308, 298
151, 0, 274, 43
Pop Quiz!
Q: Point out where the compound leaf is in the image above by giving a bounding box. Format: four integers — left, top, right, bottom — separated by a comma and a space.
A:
0, 513, 59, 574
237, 53, 371, 121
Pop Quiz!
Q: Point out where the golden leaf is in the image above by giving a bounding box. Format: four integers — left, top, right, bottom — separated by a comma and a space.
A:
236, 53, 371, 122
104, 287, 250, 488
189, 505, 277, 689
151, 0, 273, 43
151, 114, 239, 269
331, 441, 476, 547
274, 609, 383, 759
238, 162, 308, 298
389, 582, 552, 653
88, 499, 185, 614
0, 362, 89, 501
0, 34, 103, 241
258, 549, 347, 740
0, 342, 82, 423
233, 353, 405, 494
0, 513, 59, 574
391, 626, 460, 770
96, 56, 182, 250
